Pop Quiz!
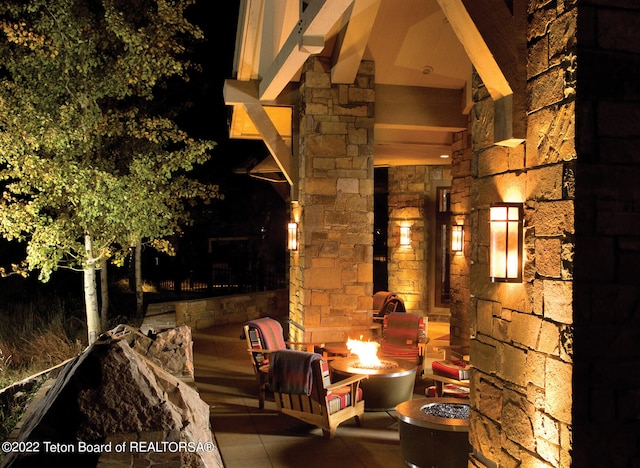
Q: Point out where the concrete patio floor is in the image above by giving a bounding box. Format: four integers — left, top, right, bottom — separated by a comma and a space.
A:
192, 321, 450, 468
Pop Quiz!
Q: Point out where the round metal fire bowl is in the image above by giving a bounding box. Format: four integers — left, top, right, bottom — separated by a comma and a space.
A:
396, 398, 470, 468
330, 357, 417, 411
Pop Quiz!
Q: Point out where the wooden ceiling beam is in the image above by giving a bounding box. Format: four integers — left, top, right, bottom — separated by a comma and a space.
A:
376, 84, 468, 131
259, 0, 354, 101
224, 79, 295, 186
330, 0, 382, 84
437, 0, 526, 145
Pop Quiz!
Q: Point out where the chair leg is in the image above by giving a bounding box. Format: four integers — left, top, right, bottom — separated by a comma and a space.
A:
323, 426, 337, 439
259, 382, 266, 409
257, 369, 269, 409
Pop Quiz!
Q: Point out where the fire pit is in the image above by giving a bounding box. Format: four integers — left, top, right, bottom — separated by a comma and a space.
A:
330, 356, 417, 411
396, 398, 471, 468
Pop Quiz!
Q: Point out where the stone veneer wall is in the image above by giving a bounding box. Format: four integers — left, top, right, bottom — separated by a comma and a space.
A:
387, 165, 451, 317
289, 57, 375, 344
144, 289, 289, 333
449, 131, 472, 348
573, 1, 640, 466
466, 2, 576, 466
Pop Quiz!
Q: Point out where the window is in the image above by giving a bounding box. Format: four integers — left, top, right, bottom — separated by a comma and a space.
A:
434, 187, 451, 307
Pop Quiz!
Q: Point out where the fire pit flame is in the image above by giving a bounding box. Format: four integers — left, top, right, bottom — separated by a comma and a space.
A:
346, 338, 381, 368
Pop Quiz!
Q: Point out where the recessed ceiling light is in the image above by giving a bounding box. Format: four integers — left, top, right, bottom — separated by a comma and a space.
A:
440, 154, 450, 158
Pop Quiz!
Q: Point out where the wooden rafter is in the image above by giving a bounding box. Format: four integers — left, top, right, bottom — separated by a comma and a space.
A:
330, 0, 382, 84
437, 0, 526, 145
224, 80, 294, 185
259, 0, 354, 101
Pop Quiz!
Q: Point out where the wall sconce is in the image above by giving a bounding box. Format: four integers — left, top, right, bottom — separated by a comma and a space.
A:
451, 225, 464, 253
399, 225, 411, 246
287, 222, 298, 251
489, 203, 524, 282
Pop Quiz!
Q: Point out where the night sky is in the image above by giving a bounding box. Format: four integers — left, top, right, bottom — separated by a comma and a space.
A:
157, 1, 289, 283
185, 2, 268, 168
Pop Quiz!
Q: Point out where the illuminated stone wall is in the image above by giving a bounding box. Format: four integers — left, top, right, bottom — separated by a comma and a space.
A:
466, 3, 577, 466
387, 165, 428, 313
450, 131, 472, 348
289, 57, 375, 344
460, 0, 640, 465
387, 165, 451, 318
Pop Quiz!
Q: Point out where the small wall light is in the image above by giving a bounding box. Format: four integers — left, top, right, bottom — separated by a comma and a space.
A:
489, 203, 524, 282
287, 222, 298, 251
399, 225, 411, 247
451, 225, 464, 253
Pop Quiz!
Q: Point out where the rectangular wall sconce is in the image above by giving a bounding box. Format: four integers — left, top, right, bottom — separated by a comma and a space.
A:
489, 203, 524, 282
287, 222, 298, 251
451, 225, 464, 253
399, 225, 411, 246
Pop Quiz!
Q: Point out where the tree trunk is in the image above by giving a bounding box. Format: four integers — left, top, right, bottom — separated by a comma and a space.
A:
100, 256, 109, 332
84, 234, 101, 344
135, 239, 143, 316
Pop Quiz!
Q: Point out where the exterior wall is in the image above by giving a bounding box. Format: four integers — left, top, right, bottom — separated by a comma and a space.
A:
467, 2, 576, 466
289, 57, 376, 344
450, 131, 472, 348
387, 165, 451, 318
573, 1, 640, 466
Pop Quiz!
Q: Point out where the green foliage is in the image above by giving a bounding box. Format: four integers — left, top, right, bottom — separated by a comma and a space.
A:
0, 0, 219, 282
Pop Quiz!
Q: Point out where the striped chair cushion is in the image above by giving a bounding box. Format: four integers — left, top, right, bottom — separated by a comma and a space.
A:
432, 359, 470, 380
327, 386, 364, 414
320, 359, 363, 414
320, 359, 332, 388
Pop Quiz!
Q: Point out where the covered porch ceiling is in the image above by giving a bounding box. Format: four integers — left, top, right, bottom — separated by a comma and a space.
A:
224, 0, 519, 184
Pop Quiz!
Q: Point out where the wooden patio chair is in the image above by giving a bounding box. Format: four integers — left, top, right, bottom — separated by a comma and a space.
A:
372, 291, 406, 320
268, 349, 367, 439
424, 344, 471, 398
379, 312, 429, 376
243, 317, 318, 408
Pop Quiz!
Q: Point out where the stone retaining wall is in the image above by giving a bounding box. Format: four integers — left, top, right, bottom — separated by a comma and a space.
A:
143, 289, 289, 334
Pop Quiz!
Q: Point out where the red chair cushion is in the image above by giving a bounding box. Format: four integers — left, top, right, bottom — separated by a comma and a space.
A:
432, 359, 470, 380
425, 384, 470, 399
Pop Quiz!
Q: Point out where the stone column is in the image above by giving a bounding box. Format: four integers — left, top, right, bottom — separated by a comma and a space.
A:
467, 2, 576, 465
450, 130, 472, 348
289, 57, 375, 344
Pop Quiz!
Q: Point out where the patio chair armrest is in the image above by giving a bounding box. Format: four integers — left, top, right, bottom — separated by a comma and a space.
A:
435, 345, 470, 361
326, 373, 368, 391
247, 348, 277, 355
285, 341, 326, 352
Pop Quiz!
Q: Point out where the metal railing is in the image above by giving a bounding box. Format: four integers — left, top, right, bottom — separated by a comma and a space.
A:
155, 262, 286, 295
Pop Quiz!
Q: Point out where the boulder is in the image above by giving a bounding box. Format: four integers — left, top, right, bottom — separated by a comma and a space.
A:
104, 324, 195, 382
3, 327, 222, 468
